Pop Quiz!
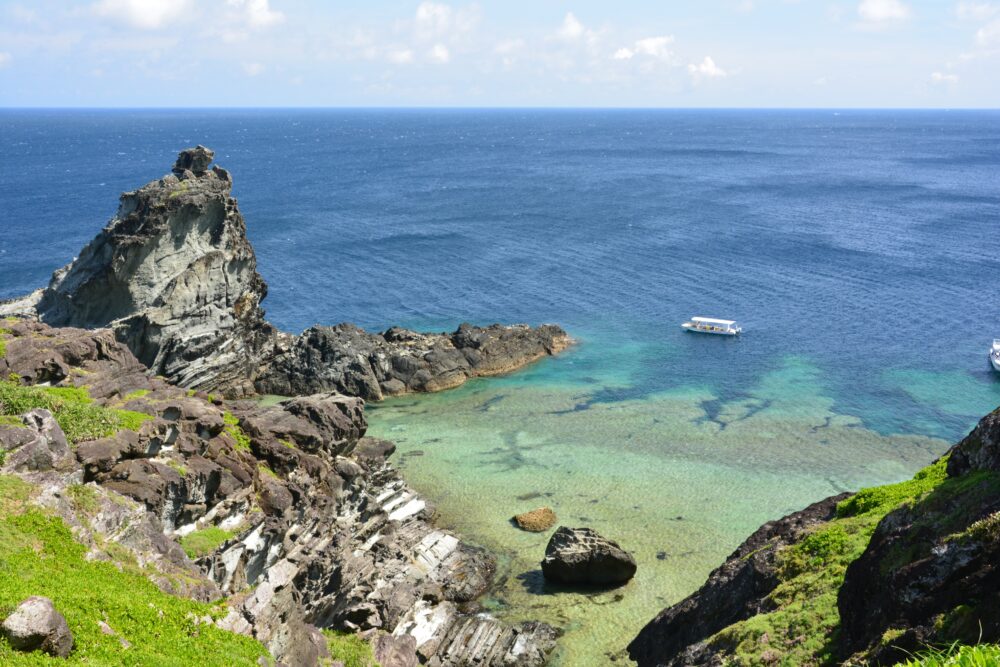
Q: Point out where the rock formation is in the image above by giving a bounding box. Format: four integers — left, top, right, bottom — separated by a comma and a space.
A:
626, 494, 848, 666
541, 526, 637, 586
513, 507, 557, 532
628, 406, 1000, 667
836, 409, 1000, 664
1, 596, 74, 658
20, 146, 570, 400
258, 322, 571, 401
35, 146, 273, 397
0, 320, 557, 665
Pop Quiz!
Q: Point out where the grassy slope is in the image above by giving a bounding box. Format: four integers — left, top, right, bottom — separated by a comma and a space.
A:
705, 457, 1000, 666
0, 380, 152, 445
0, 474, 269, 665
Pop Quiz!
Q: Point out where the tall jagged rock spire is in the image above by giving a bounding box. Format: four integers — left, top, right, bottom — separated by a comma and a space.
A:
36, 146, 274, 396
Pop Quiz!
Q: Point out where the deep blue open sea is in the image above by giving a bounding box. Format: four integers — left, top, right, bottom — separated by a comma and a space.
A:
2, 109, 1000, 663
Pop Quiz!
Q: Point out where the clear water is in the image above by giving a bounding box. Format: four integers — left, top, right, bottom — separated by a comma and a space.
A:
2, 109, 999, 664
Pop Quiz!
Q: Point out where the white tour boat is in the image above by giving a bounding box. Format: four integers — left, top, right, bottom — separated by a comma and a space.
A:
682, 317, 742, 336
990, 339, 1000, 372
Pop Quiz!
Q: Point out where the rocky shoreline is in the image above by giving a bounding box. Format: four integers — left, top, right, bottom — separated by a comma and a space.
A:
0, 146, 571, 401
0, 146, 571, 665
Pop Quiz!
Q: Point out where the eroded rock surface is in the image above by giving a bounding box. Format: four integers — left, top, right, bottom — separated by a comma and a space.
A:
541, 526, 637, 586
35, 146, 273, 397
0, 322, 557, 666
21, 146, 570, 400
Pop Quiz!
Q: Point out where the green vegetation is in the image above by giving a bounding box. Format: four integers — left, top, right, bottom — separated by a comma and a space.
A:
0, 380, 153, 445
0, 474, 269, 665
257, 462, 278, 479
0, 415, 26, 428
321, 630, 380, 667
223, 411, 252, 452
178, 526, 236, 559
122, 388, 151, 401
893, 643, 1000, 666
707, 458, 951, 666
279, 438, 296, 450
166, 459, 187, 477
66, 484, 99, 516
0, 327, 10, 358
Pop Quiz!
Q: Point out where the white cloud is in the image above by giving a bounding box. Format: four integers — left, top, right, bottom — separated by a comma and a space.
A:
429, 43, 450, 63
387, 48, 415, 64
956, 2, 1000, 21
227, 0, 284, 28
930, 71, 959, 83
415, 2, 452, 38
688, 56, 727, 80
0, 52, 10, 68
242, 62, 263, 76
857, 0, 911, 23
557, 12, 586, 40
93, 0, 192, 30
613, 36, 674, 61
976, 18, 1000, 44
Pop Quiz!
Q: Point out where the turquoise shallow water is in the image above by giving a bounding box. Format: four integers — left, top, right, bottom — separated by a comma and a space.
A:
367, 336, 966, 665
3, 109, 1000, 664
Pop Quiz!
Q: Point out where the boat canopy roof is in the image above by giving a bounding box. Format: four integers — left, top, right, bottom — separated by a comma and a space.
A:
691, 317, 737, 326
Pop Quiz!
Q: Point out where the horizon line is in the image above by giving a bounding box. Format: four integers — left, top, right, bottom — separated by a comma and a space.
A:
1, 105, 999, 112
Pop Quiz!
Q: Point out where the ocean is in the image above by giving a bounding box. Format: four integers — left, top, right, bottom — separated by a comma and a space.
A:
2, 109, 999, 664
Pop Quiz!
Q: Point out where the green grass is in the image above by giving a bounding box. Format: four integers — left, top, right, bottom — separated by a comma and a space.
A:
0, 380, 153, 445
893, 643, 1000, 666
0, 474, 268, 665
0, 326, 11, 358
122, 389, 150, 401
321, 630, 380, 667
706, 458, 951, 666
257, 462, 278, 479
178, 527, 236, 559
66, 484, 99, 516
222, 412, 252, 452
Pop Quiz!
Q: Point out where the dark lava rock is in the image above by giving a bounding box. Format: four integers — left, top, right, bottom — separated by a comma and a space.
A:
541, 526, 637, 586
1, 596, 74, 658
0, 409, 75, 473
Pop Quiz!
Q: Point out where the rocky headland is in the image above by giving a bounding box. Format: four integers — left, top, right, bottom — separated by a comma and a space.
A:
0, 146, 570, 665
3, 145, 571, 401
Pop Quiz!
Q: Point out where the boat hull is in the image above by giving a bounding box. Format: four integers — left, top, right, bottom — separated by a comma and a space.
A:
682, 324, 740, 336
991, 353, 1000, 372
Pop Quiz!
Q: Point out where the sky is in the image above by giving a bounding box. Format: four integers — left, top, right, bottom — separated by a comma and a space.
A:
0, 0, 997, 107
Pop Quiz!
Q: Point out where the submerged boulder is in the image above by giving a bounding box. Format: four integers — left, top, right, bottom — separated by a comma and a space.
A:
513, 507, 557, 532
541, 526, 637, 586
1, 596, 74, 658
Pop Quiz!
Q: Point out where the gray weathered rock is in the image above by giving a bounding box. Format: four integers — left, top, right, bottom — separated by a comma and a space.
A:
1, 321, 557, 666
35, 147, 274, 397
22, 147, 570, 402
0, 409, 75, 473
1, 596, 74, 658
541, 526, 637, 586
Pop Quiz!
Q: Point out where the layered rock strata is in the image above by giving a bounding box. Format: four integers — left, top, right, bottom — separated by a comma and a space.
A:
0, 320, 557, 665
15, 146, 570, 400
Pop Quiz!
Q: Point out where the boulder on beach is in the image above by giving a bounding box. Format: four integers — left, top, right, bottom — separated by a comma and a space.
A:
541, 526, 637, 586
513, 507, 557, 532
